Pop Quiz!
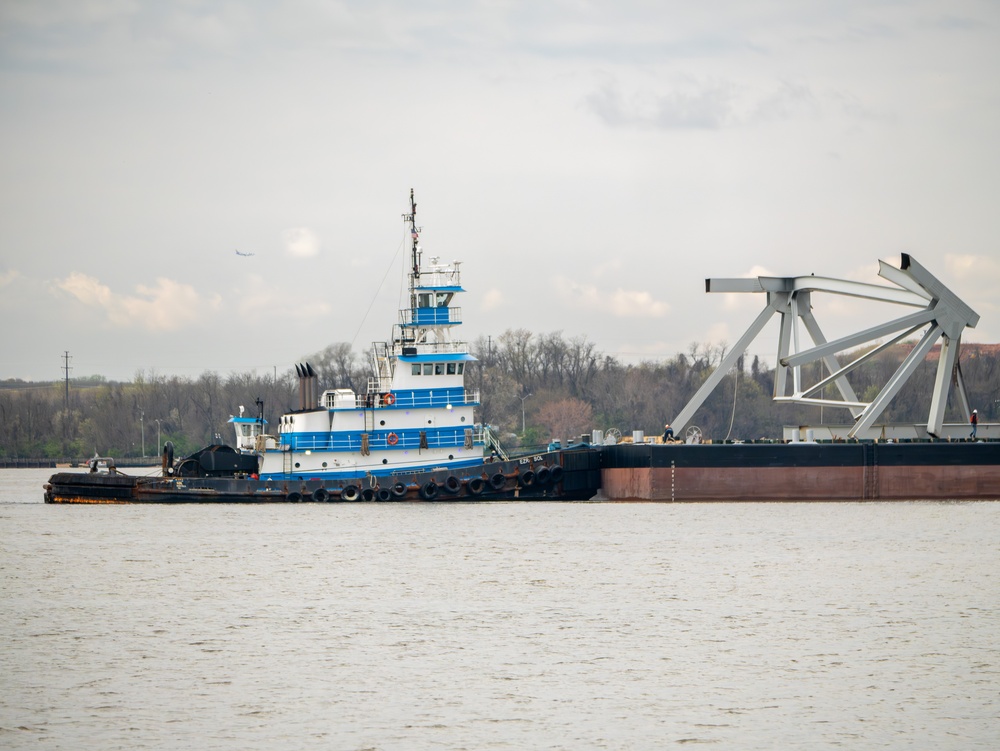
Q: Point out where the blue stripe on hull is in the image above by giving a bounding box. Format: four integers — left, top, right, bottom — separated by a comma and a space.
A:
259, 456, 485, 482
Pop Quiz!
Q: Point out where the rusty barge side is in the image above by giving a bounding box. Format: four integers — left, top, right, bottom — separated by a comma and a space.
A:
599, 442, 1000, 501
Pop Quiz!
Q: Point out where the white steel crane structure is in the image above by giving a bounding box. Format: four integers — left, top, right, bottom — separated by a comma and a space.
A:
671, 254, 979, 439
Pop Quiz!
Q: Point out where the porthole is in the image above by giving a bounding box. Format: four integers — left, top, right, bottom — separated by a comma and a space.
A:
322, 462, 328, 468
448, 454, 454, 460
294, 462, 300, 468
382, 459, 388, 464
461, 416, 466, 422
380, 420, 386, 426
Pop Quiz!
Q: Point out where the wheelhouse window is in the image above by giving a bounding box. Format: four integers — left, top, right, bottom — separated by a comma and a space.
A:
411, 361, 466, 375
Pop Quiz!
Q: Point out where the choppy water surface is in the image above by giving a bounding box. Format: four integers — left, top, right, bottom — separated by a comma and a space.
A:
2, 468, 998, 749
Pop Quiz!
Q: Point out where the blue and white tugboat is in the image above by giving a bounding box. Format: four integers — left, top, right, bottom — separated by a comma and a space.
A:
44, 191, 601, 503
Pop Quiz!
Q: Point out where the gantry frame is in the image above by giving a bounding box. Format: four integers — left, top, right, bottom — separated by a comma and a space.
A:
671, 254, 980, 438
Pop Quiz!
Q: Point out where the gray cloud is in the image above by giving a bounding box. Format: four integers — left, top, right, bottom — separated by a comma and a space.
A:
2, 0, 998, 380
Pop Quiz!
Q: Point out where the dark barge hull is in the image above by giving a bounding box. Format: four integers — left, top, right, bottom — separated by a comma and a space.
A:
44, 449, 602, 504
599, 442, 1000, 501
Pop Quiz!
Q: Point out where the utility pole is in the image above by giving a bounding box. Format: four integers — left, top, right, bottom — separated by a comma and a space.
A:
62, 351, 72, 411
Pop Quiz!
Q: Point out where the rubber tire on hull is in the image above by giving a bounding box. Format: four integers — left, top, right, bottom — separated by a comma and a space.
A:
519, 470, 535, 488
376, 487, 392, 502
549, 465, 564, 484
443, 476, 461, 494
312, 488, 330, 502
490, 473, 506, 490
534, 466, 551, 485
341, 485, 360, 501
286, 491, 303, 503
467, 477, 485, 496
420, 481, 439, 500
361, 487, 375, 502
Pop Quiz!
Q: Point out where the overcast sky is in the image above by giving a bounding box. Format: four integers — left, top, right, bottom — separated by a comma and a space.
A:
2, 0, 998, 383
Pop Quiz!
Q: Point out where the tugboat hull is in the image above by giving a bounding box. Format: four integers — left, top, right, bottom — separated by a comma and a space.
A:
44, 449, 602, 504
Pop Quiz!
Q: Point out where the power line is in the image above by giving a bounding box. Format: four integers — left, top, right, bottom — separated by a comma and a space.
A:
62, 351, 72, 410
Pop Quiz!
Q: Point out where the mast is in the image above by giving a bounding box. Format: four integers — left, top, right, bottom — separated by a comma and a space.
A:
405, 188, 421, 312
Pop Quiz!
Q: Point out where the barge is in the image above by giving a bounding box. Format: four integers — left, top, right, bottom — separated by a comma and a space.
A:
599, 441, 1000, 501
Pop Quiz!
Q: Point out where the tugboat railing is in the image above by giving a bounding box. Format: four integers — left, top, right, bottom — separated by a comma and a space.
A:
282, 425, 486, 452
400, 307, 462, 326
356, 388, 480, 409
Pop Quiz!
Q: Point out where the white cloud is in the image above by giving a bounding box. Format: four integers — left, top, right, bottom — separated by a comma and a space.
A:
588, 75, 821, 130
945, 252, 999, 283
555, 276, 669, 317
282, 227, 320, 258
53, 273, 220, 331
481, 288, 504, 311
235, 273, 331, 319
0, 269, 20, 287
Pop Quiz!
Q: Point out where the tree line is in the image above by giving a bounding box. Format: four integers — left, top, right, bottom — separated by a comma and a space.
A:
2, 333, 997, 460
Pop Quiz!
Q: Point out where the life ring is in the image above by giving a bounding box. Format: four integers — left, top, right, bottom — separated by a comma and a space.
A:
341, 485, 360, 501
535, 466, 551, 485
312, 488, 330, 502
361, 487, 375, 502
419, 481, 439, 500
390, 482, 408, 498
383, 393, 396, 406
376, 487, 392, 502
549, 465, 564, 484
387, 432, 399, 446
443, 476, 461, 494
466, 477, 485, 496
519, 470, 535, 488
490, 473, 506, 490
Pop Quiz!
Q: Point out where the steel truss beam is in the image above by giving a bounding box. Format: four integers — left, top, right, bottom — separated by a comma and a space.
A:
672, 255, 979, 438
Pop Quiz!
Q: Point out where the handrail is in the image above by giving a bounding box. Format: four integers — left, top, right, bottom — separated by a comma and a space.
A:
483, 426, 509, 461
282, 425, 488, 453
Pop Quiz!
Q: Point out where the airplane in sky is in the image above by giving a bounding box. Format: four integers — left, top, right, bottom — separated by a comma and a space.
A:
235, 250, 255, 257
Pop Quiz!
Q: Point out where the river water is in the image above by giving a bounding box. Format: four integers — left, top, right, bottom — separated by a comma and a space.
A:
2, 468, 998, 749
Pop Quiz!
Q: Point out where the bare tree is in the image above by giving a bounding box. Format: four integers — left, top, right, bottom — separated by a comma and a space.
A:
537, 397, 594, 443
